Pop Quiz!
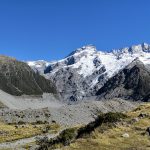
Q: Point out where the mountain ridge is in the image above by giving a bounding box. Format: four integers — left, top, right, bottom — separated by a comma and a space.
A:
0, 55, 57, 96
28, 42, 150, 77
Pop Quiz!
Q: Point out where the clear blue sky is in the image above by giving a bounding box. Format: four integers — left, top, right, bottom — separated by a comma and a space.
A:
0, 0, 150, 61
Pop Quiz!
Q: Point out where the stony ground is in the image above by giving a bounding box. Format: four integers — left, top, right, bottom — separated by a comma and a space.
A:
0, 98, 138, 126
0, 90, 62, 110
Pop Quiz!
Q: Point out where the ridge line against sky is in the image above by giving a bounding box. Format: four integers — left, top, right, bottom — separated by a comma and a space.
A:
0, 0, 150, 61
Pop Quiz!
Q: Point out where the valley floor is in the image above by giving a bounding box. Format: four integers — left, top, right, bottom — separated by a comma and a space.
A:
0, 96, 140, 149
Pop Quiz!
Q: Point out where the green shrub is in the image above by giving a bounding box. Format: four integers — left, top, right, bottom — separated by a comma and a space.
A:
36, 128, 78, 149
101, 112, 127, 123
59, 128, 77, 145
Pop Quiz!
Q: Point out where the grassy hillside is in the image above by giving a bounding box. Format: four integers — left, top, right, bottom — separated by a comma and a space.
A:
63, 103, 150, 150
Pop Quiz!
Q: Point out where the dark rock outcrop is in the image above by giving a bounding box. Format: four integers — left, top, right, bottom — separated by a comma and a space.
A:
146, 127, 150, 136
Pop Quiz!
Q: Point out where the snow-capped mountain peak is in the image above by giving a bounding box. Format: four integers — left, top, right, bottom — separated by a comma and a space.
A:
67, 45, 96, 57
76, 45, 96, 52
27, 43, 150, 102
113, 43, 150, 55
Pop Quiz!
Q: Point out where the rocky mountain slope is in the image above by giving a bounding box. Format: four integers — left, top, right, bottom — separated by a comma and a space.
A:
0, 55, 57, 96
96, 59, 150, 101
28, 43, 150, 102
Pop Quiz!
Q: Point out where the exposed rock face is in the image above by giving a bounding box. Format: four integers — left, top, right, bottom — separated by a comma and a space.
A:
96, 59, 150, 101
0, 55, 57, 96
44, 46, 108, 103
48, 58, 107, 103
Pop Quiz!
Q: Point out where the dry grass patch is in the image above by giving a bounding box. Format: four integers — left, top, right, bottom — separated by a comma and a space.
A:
0, 122, 60, 143
0, 101, 6, 108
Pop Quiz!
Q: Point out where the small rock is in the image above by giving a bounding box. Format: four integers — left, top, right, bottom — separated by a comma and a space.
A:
132, 117, 139, 123
15, 125, 19, 129
126, 124, 131, 127
122, 133, 129, 138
